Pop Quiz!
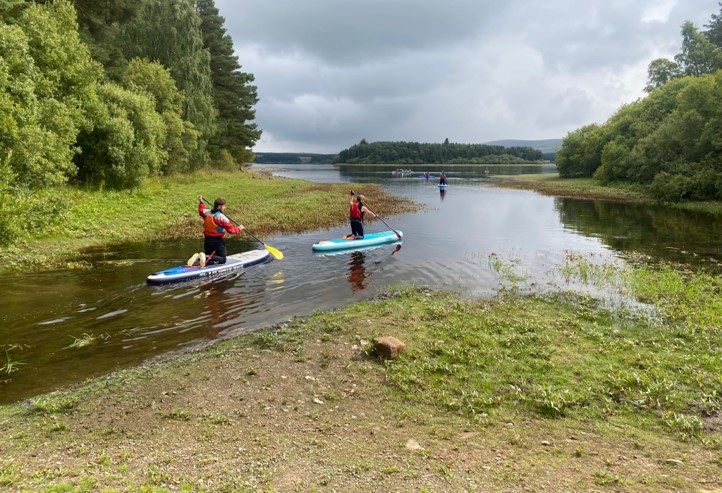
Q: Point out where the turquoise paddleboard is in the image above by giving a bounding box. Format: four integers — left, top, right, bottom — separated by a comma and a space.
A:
312, 230, 403, 252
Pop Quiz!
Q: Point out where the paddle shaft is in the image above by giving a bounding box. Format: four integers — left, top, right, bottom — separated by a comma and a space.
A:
350, 191, 401, 239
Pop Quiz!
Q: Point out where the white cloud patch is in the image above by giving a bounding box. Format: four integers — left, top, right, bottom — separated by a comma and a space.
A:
641, 0, 677, 23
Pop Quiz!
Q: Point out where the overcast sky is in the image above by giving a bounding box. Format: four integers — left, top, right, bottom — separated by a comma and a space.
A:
214, 0, 719, 153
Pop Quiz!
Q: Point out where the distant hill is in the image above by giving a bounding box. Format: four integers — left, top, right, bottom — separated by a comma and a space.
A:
485, 139, 562, 154
254, 152, 337, 164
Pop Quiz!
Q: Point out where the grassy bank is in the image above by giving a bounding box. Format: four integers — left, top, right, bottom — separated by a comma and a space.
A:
492, 174, 722, 216
0, 169, 417, 272
1, 262, 720, 492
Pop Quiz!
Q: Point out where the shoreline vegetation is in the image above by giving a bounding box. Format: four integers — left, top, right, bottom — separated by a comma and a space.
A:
0, 168, 418, 273
492, 173, 722, 216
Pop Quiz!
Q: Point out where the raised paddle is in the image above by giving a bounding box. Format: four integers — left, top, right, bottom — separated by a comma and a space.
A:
200, 197, 284, 260
350, 190, 402, 240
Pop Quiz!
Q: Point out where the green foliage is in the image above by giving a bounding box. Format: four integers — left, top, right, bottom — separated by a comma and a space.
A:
646, 7, 722, 92
124, 58, 199, 175
645, 58, 682, 92
74, 82, 166, 189
0, 1, 102, 190
2, 0, 260, 195
609, 7, 722, 200
650, 171, 694, 202
676, 21, 722, 77
0, 0, 26, 22
72, 0, 141, 79
706, 3, 722, 47
0, 155, 17, 245
120, 0, 216, 168
335, 140, 543, 164
556, 124, 605, 178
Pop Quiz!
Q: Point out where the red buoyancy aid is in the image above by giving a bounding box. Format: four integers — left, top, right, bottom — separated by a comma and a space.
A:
350, 202, 362, 220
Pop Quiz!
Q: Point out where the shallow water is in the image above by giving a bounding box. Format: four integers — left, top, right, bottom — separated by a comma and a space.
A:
1, 163, 720, 404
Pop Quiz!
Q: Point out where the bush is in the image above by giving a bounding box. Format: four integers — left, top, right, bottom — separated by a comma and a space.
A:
650, 172, 692, 202
74, 82, 166, 189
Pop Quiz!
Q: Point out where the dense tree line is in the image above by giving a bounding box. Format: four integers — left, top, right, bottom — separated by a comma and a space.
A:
334, 139, 543, 165
254, 153, 336, 164
557, 4, 722, 202
0, 0, 260, 243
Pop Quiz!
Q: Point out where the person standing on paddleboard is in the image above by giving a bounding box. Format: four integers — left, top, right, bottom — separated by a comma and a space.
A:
197, 195, 243, 264
439, 171, 447, 185
345, 191, 376, 240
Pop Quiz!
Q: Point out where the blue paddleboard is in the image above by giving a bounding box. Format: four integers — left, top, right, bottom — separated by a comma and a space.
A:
147, 249, 271, 285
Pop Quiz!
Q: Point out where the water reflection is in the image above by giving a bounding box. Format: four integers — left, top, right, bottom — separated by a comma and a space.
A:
347, 251, 370, 291
439, 188, 446, 201
199, 285, 237, 339
555, 198, 722, 267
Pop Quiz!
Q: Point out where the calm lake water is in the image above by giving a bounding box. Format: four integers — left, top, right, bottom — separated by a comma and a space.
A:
1, 163, 720, 404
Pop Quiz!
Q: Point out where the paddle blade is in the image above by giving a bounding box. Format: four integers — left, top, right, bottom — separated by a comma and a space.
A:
264, 244, 284, 260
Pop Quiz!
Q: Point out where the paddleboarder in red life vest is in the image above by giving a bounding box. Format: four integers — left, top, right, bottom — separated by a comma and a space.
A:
196, 195, 243, 264
344, 191, 376, 240
439, 170, 447, 185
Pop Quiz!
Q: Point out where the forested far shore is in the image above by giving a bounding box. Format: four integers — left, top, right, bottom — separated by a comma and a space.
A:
334, 139, 545, 164
254, 152, 337, 164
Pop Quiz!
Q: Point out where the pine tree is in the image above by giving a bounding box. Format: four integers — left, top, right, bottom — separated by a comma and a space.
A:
196, 0, 261, 165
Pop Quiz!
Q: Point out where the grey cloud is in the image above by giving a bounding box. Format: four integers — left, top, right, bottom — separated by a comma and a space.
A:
216, 0, 721, 152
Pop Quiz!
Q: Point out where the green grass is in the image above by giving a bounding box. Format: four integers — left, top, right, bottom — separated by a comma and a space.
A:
307, 263, 722, 439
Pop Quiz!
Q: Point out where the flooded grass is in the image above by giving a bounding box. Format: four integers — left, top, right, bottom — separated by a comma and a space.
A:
66, 333, 110, 349
0, 352, 25, 375
1, 258, 719, 491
